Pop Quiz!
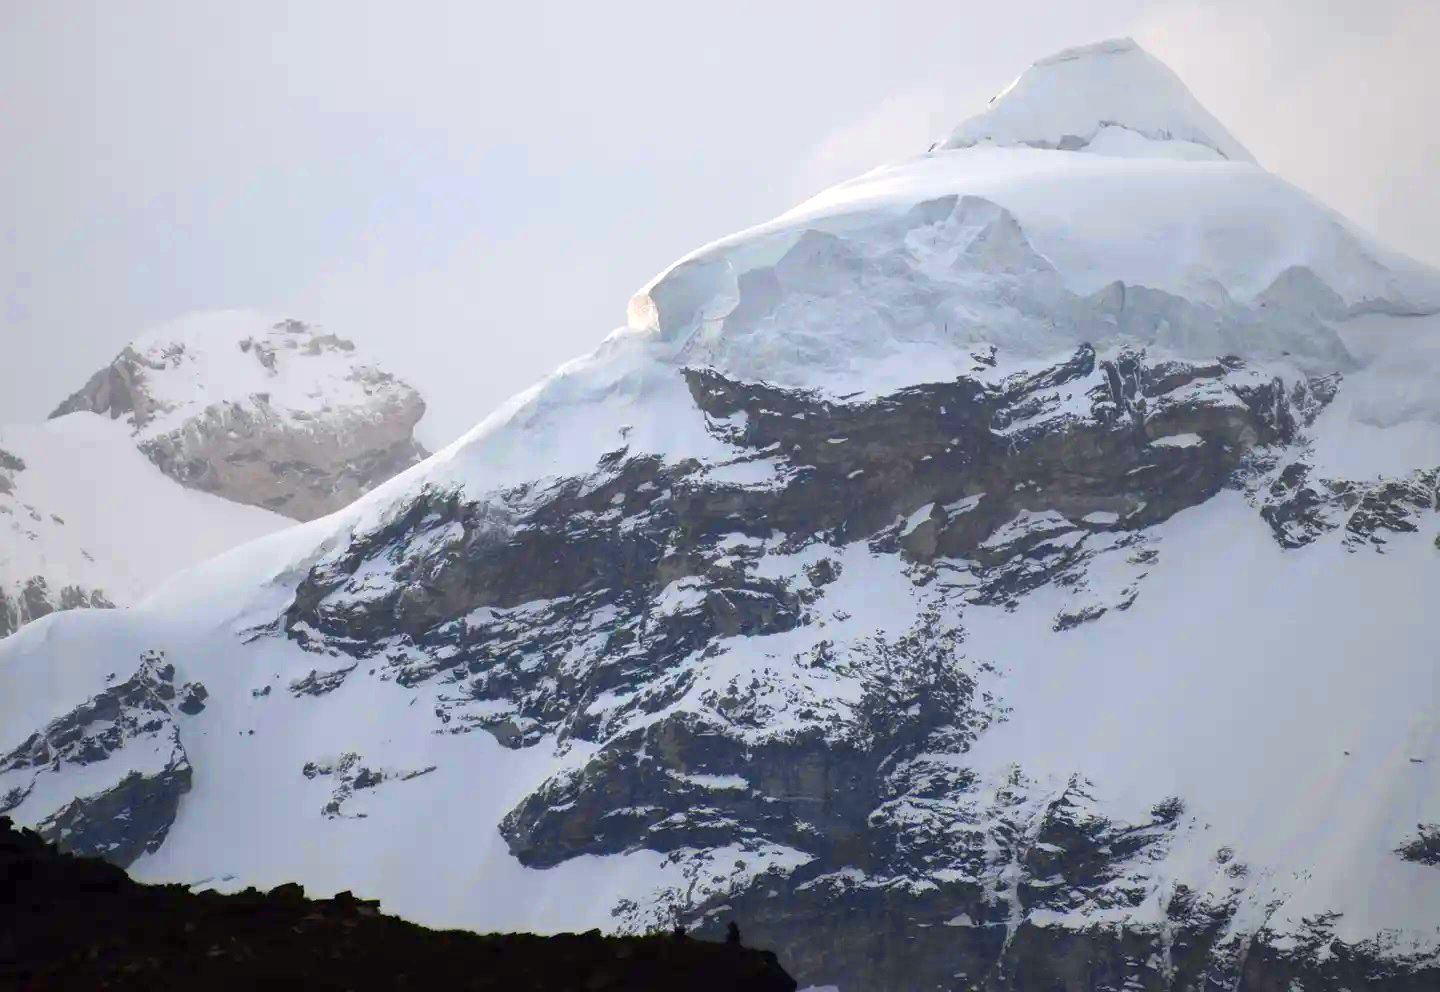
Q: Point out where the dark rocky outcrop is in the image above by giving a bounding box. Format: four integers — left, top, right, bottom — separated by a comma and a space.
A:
282, 346, 1318, 664
15, 347, 1434, 990
301, 752, 437, 819
0, 816, 798, 991
0, 651, 191, 866
0, 576, 115, 638
1257, 461, 1437, 551
1397, 824, 1440, 867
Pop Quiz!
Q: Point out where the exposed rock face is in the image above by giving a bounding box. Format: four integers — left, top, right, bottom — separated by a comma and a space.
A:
1, 815, 799, 991
302, 752, 437, 819
0, 574, 114, 638
0, 650, 192, 866
281, 345, 1325, 677
1256, 460, 1438, 550
50, 313, 428, 520
256, 348, 1439, 989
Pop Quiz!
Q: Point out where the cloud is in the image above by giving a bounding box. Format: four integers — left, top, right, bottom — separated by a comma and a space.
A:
1136, 0, 1440, 267
792, 87, 951, 199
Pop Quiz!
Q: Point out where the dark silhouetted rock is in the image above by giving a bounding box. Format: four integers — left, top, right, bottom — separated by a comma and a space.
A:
0, 816, 798, 991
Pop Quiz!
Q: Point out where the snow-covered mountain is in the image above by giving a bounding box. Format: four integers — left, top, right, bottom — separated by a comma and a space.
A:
51, 311, 429, 521
1, 311, 428, 636
4, 39, 1439, 991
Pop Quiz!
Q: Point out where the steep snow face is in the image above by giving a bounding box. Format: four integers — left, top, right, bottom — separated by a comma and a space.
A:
4, 39, 1440, 992
0, 414, 287, 637
51, 311, 428, 521
939, 37, 1256, 164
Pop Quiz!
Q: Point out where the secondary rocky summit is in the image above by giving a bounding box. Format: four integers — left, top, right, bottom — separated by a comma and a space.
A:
1, 311, 418, 637
51, 311, 428, 520
2, 38, 1439, 992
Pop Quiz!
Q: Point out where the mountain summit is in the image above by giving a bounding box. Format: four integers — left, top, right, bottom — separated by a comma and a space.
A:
52, 311, 429, 521
2, 41, 1439, 992
940, 37, 1256, 162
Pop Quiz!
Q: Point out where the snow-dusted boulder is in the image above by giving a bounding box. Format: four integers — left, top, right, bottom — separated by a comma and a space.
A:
51, 312, 428, 521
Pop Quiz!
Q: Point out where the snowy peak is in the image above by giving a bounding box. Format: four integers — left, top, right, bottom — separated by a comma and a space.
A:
940, 37, 1256, 163
49, 311, 429, 520
52, 311, 410, 442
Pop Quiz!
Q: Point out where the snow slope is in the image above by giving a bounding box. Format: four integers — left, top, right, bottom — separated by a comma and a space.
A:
0, 413, 287, 633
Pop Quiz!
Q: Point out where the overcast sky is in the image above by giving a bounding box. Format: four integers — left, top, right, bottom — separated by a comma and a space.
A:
3, 0, 1436, 446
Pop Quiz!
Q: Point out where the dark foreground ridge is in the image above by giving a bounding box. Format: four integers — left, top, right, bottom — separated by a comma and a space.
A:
0, 816, 797, 991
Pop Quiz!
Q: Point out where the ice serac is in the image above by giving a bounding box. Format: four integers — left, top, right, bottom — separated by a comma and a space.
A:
940, 37, 1256, 163
51, 312, 429, 521
3, 39, 1440, 992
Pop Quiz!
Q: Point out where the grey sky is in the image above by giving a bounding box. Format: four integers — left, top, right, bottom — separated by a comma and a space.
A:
3, 0, 1436, 447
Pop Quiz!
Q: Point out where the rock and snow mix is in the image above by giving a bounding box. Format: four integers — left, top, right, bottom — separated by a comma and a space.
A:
51, 311, 429, 521
1, 311, 429, 637
2, 38, 1439, 992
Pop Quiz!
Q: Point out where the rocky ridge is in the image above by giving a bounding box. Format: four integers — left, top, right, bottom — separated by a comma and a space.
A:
0, 649, 199, 866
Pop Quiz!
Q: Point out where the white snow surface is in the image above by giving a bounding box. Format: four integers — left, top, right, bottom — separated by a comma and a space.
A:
1308, 311, 1440, 478
958, 493, 1440, 947
0, 413, 287, 607
940, 38, 1256, 164
633, 151, 1440, 354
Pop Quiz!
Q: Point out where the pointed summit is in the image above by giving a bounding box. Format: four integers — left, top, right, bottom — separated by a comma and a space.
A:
940, 37, 1255, 163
